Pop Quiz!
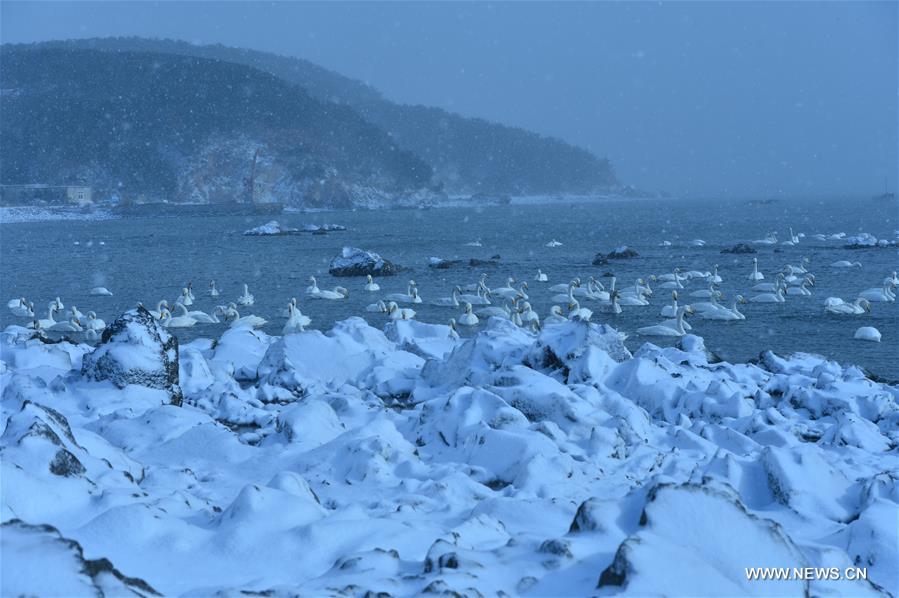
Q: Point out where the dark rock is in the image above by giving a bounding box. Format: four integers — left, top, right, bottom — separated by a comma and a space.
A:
81, 305, 182, 406
49, 448, 86, 477
428, 257, 463, 269
594, 246, 638, 264
569, 497, 605, 533
720, 243, 757, 254
538, 539, 573, 558
469, 255, 501, 267
328, 247, 403, 277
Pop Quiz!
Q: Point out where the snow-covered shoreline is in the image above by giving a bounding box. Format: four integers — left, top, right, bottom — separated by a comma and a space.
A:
0, 206, 117, 224
1, 312, 896, 596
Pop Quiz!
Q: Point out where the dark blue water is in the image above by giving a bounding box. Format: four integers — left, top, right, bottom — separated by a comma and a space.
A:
2, 197, 897, 378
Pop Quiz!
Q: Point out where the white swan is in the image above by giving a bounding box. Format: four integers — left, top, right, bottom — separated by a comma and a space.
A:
690, 282, 720, 299
464, 239, 483, 247
749, 284, 786, 303
618, 280, 650, 306
785, 278, 813, 297
545, 239, 563, 248
306, 277, 349, 300
387, 301, 416, 321
698, 296, 746, 321
65, 305, 84, 320
637, 306, 693, 337
543, 306, 568, 326
364, 275, 380, 292
385, 280, 421, 304
448, 319, 461, 340
366, 300, 389, 313
752, 273, 785, 293
49, 316, 83, 333
185, 307, 219, 324
858, 282, 896, 303
209, 280, 221, 297
596, 290, 622, 314
459, 286, 492, 306
567, 297, 593, 321
534, 269, 548, 282
476, 301, 512, 319
551, 281, 579, 304
519, 302, 540, 325
689, 239, 706, 247
660, 291, 680, 317
283, 302, 312, 334
830, 260, 861, 268
8, 298, 34, 318
214, 304, 267, 329
709, 265, 723, 284
824, 297, 870, 315
148, 300, 170, 320
492, 278, 523, 300
747, 258, 764, 281
458, 303, 479, 326
90, 287, 113, 296
549, 278, 580, 294
84, 311, 107, 332
176, 287, 194, 307
854, 327, 881, 342
237, 284, 255, 306
432, 287, 462, 307
462, 273, 489, 293
752, 233, 778, 245
163, 303, 198, 328
658, 268, 685, 289
691, 290, 725, 313
31, 306, 59, 330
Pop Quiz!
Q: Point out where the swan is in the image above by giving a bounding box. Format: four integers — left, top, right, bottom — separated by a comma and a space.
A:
364, 275, 380, 292
237, 284, 254, 306
163, 303, 198, 328
49, 316, 83, 333
567, 297, 593, 321
534, 269, 548, 282
596, 290, 623, 314
545, 239, 563, 248
618, 280, 650, 306
448, 319, 460, 340
186, 283, 196, 303
543, 306, 568, 326
386, 301, 416, 321
385, 280, 421, 304
824, 297, 870, 315
432, 287, 462, 307
175, 287, 194, 307
747, 257, 764, 281
586, 278, 611, 302
492, 278, 523, 300
306, 277, 349, 300
785, 278, 813, 296
464, 239, 483, 247
660, 291, 680, 317
476, 301, 512, 319
510, 307, 524, 327
50, 297, 64, 311
858, 282, 896, 303
65, 305, 84, 320
709, 265, 723, 284
8, 298, 34, 318
185, 307, 219, 324
90, 287, 113, 296
84, 311, 107, 332
209, 280, 221, 297
853, 327, 881, 342
788, 227, 800, 244
690, 282, 720, 299
148, 300, 170, 320
366, 300, 389, 313
749, 283, 786, 303
31, 306, 59, 330
831, 260, 862, 268
459, 285, 491, 306
572, 277, 600, 298
214, 304, 267, 329
519, 302, 540, 325
458, 303, 479, 326
752, 233, 778, 246
549, 278, 580, 294
637, 306, 693, 337
658, 240, 672, 247
551, 281, 579, 304
283, 303, 311, 334
886, 271, 899, 286
462, 273, 489, 293
751, 273, 785, 293
698, 296, 747, 321
689, 239, 706, 247
658, 268, 685, 289
691, 290, 725, 313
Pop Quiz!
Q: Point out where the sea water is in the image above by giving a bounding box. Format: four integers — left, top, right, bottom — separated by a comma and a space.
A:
2, 196, 897, 378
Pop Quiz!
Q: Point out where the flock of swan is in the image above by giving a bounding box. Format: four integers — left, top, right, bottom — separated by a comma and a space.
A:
7, 249, 895, 344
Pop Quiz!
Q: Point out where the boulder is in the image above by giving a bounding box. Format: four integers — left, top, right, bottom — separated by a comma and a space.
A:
328, 246, 403, 277
720, 243, 757, 254
80, 306, 182, 405
243, 220, 299, 236
469, 255, 501, 267
593, 246, 638, 265
428, 257, 463, 269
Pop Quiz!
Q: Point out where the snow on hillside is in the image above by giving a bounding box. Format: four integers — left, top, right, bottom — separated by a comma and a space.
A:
1, 313, 896, 596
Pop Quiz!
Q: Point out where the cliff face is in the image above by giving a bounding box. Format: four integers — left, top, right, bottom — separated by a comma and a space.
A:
0, 48, 437, 208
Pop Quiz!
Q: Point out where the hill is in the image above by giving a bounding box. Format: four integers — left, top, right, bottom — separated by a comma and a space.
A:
7, 37, 618, 195
0, 47, 434, 208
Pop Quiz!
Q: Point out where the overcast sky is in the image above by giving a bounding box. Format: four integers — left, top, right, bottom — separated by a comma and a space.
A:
2, 1, 896, 197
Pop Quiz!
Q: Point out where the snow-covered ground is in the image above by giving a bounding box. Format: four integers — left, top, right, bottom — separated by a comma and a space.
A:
0, 206, 117, 224
1, 311, 897, 596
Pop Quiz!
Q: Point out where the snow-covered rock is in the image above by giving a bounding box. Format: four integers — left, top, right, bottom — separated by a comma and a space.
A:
80, 305, 182, 405
328, 246, 403, 277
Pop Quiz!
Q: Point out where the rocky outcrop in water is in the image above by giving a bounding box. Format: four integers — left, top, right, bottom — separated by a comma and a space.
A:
721, 243, 757, 254
593, 246, 639, 265
80, 306, 182, 405
328, 247, 404, 277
